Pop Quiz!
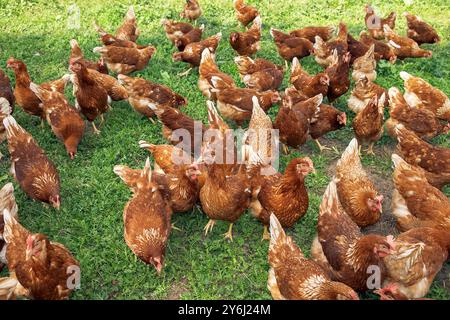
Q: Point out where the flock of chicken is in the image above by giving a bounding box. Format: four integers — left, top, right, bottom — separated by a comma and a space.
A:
0, 0, 448, 300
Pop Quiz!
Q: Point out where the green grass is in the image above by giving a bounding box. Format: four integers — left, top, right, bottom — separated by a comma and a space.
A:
0, 0, 449, 300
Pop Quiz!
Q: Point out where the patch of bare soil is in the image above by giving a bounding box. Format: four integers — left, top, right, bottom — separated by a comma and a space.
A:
166, 277, 189, 300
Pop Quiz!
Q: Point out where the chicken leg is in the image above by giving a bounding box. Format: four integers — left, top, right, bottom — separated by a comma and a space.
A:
222, 223, 234, 241
315, 139, 331, 152
203, 219, 216, 236
365, 142, 375, 156
178, 68, 193, 77
171, 223, 182, 232
261, 225, 270, 241
92, 122, 101, 135
282, 144, 289, 155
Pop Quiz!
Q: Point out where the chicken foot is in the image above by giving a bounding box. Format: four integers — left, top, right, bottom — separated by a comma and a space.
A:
261, 225, 270, 241
365, 142, 375, 156
91, 122, 101, 135
222, 223, 234, 241
203, 219, 216, 236
314, 139, 331, 152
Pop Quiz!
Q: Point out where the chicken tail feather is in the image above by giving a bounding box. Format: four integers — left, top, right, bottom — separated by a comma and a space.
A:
0, 98, 12, 116
0, 277, 18, 300
337, 138, 360, 168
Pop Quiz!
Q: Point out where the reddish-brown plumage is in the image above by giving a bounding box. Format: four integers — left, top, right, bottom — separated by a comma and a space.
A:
119, 74, 186, 120
309, 104, 347, 140
312, 22, 348, 67
400, 71, 450, 121
395, 125, 450, 187
391, 154, 450, 232
115, 6, 140, 42
268, 214, 359, 300
30, 84, 85, 160
235, 56, 283, 92
98, 34, 143, 49
352, 95, 385, 148
0, 183, 18, 274
199, 49, 236, 100
347, 33, 377, 64
200, 162, 251, 224
3, 208, 79, 299
69, 60, 109, 125
364, 5, 396, 39
152, 165, 200, 214
290, 57, 329, 98
271, 29, 313, 62
335, 139, 383, 227
161, 19, 194, 44
7, 58, 68, 119
230, 16, 261, 56
312, 180, 394, 292
0, 68, 14, 109
274, 93, 322, 149
325, 51, 351, 102
359, 31, 397, 63
404, 13, 440, 45
386, 87, 448, 140
175, 25, 204, 51
3, 116, 61, 209
114, 159, 172, 273
379, 227, 450, 300
93, 45, 156, 74
250, 158, 313, 227
233, 0, 259, 27
172, 33, 221, 67
180, 0, 202, 22
214, 82, 280, 125
384, 25, 432, 59
348, 75, 388, 114
289, 26, 335, 43
151, 105, 206, 155
69, 39, 108, 74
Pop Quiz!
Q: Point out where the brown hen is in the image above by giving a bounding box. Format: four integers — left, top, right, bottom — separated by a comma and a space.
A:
114, 158, 172, 273
230, 16, 262, 56
311, 179, 395, 292
268, 214, 359, 300
404, 12, 440, 45
3, 116, 61, 209
118, 74, 187, 121
335, 139, 383, 227
391, 154, 450, 232
1, 208, 79, 300
29, 83, 85, 159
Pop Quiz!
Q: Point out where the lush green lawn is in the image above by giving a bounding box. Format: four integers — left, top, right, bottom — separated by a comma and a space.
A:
0, 0, 448, 299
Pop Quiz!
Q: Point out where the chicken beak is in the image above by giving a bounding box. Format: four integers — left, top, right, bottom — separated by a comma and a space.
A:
52, 198, 61, 210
